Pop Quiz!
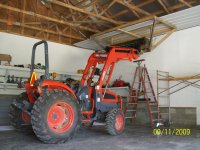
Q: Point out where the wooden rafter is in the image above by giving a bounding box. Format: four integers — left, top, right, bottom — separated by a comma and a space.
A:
94, 16, 154, 36
0, 0, 199, 46
93, 3, 99, 15
112, 28, 173, 45
111, 0, 156, 19
0, 18, 84, 40
36, 23, 56, 36
92, 15, 176, 51
154, 0, 197, 15
111, 10, 128, 19
99, 22, 162, 42
48, 0, 121, 25
94, 0, 195, 37
157, 0, 170, 14
0, 3, 99, 33
179, 0, 192, 7
155, 16, 176, 29
152, 29, 176, 49
117, 29, 141, 38
100, 1, 115, 16
137, 0, 156, 7
1, 28, 74, 45
124, 0, 140, 18
21, 0, 26, 34
75, 0, 89, 7
114, 0, 151, 16
82, 0, 100, 9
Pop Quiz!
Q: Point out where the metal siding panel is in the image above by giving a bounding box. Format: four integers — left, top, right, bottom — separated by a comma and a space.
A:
74, 5, 200, 50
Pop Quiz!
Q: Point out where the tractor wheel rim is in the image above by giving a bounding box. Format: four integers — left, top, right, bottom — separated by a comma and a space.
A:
115, 114, 124, 131
47, 102, 74, 133
21, 111, 31, 124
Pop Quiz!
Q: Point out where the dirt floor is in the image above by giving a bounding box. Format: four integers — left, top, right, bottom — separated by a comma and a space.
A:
0, 125, 200, 150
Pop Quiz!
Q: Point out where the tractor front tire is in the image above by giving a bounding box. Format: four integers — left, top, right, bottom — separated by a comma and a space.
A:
10, 92, 32, 132
31, 89, 80, 144
105, 108, 125, 135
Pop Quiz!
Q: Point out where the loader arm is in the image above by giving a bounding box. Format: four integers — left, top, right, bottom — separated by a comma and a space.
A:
80, 46, 139, 87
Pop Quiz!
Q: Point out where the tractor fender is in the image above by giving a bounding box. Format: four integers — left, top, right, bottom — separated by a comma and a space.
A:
40, 80, 77, 98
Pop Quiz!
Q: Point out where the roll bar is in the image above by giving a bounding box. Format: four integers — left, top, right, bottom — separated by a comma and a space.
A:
30, 40, 50, 79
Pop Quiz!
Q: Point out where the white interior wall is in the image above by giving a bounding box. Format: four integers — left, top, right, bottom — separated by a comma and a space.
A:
112, 26, 200, 125
0, 26, 200, 124
0, 32, 93, 73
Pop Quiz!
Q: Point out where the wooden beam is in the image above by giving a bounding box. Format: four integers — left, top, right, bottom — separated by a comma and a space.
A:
100, 1, 115, 16
0, 29, 75, 45
95, 0, 196, 38
75, 0, 89, 7
21, 0, 26, 34
152, 29, 175, 49
111, 0, 155, 19
114, 0, 151, 16
112, 28, 172, 45
93, 3, 99, 15
130, 9, 141, 19
35, 23, 56, 36
160, 75, 200, 81
0, 3, 99, 33
157, 0, 170, 14
178, 0, 192, 8
117, 29, 141, 38
154, 0, 196, 15
49, 0, 121, 25
64, 0, 76, 21
155, 16, 176, 29
110, 0, 196, 19
93, 15, 154, 37
100, 23, 162, 42
111, 10, 129, 19
82, 0, 100, 9
127, 0, 141, 18
0, 18, 84, 40
137, 0, 156, 7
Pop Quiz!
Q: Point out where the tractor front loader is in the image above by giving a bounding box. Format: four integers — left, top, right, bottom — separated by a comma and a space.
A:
10, 40, 139, 143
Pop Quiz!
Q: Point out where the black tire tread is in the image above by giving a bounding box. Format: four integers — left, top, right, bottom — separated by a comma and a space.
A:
31, 89, 80, 144
9, 92, 32, 132
105, 108, 125, 136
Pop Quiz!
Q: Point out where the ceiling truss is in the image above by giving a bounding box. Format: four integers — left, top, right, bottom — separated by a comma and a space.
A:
0, 0, 199, 46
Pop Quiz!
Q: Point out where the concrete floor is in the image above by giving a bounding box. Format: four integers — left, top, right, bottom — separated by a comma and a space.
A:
0, 125, 200, 150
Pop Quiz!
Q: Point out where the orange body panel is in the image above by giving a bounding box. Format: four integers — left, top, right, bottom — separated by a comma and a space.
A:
40, 80, 77, 98
26, 46, 138, 123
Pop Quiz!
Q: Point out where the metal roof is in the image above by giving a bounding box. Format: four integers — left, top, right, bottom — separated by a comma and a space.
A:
74, 5, 200, 50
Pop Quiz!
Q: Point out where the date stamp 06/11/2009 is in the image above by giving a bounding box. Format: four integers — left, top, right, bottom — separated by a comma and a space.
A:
153, 128, 191, 136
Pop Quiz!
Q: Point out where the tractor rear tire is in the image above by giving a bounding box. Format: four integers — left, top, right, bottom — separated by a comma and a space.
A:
10, 92, 32, 132
31, 89, 80, 144
105, 108, 125, 135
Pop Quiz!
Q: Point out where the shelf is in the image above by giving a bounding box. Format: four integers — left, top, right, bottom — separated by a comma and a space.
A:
0, 83, 18, 86
106, 86, 129, 90
0, 83, 25, 91
0, 65, 100, 94
0, 65, 44, 73
0, 65, 83, 76
0, 65, 87, 94
0, 65, 101, 79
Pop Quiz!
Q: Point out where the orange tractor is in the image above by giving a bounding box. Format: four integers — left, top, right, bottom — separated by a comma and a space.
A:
10, 41, 138, 143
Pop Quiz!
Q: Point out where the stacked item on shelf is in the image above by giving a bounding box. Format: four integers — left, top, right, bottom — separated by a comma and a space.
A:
0, 54, 11, 65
